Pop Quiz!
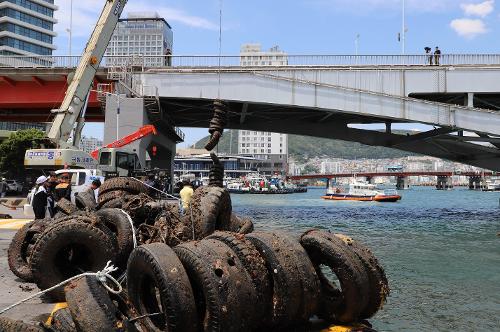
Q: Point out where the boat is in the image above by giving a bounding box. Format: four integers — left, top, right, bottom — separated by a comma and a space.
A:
322, 180, 401, 202
483, 177, 500, 191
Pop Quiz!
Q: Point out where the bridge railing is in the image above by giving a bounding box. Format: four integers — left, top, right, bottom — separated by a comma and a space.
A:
2, 54, 500, 69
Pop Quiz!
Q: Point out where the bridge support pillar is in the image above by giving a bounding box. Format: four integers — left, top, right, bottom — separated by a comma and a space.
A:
104, 96, 177, 183
468, 176, 485, 190
466, 92, 474, 108
436, 176, 453, 190
396, 176, 409, 190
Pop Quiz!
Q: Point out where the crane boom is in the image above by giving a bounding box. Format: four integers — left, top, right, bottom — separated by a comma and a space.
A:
47, 0, 128, 147
90, 125, 157, 159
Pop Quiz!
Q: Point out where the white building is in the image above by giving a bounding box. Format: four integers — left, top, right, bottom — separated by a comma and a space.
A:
105, 12, 173, 68
240, 43, 288, 67
320, 161, 343, 174
0, 0, 58, 56
238, 130, 288, 175
80, 136, 103, 154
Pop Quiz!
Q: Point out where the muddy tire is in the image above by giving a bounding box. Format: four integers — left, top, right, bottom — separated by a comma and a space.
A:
65, 276, 121, 332
99, 197, 128, 209
219, 213, 254, 234
30, 220, 116, 302
0, 317, 44, 331
127, 243, 198, 332
56, 198, 77, 215
51, 308, 76, 332
97, 190, 129, 207
246, 231, 320, 327
207, 232, 272, 326
75, 191, 97, 210
7, 221, 34, 281
300, 230, 370, 323
99, 177, 147, 196
334, 234, 390, 319
96, 209, 134, 268
188, 186, 232, 239
174, 239, 257, 331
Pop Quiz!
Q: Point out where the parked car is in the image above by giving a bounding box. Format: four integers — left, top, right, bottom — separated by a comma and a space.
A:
6, 180, 23, 194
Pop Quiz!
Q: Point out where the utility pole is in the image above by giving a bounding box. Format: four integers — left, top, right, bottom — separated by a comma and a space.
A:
401, 0, 406, 55
69, 0, 73, 57
355, 34, 360, 56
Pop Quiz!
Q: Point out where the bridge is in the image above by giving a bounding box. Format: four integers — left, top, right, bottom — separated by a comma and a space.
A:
289, 171, 495, 190
1, 54, 500, 171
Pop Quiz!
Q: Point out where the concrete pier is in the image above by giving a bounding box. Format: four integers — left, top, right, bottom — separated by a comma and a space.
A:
396, 176, 409, 190
436, 176, 453, 190
468, 176, 486, 190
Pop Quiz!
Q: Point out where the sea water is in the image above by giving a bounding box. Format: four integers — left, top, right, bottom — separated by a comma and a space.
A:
231, 187, 500, 332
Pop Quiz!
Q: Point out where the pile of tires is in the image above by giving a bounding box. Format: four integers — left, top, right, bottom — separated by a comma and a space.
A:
47, 230, 384, 332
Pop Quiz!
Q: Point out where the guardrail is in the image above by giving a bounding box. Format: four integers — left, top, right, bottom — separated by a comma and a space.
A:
2, 54, 500, 69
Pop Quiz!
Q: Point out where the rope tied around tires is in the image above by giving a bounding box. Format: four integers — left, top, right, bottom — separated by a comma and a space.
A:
119, 209, 138, 249
0, 261, 122, 315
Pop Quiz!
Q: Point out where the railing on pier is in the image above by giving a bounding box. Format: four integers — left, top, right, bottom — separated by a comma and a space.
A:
2, 54, 500, 69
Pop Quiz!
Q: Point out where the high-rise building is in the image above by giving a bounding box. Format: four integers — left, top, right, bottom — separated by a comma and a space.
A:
80, 136, 103, 154
240, 43, 288, 67
238, 130, 288, 175
105, 12, 173, 68
0, 0, 57, 56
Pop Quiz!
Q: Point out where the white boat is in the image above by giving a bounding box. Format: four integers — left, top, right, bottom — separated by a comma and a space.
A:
484, 177, 500, 191
323, 180, 402, 202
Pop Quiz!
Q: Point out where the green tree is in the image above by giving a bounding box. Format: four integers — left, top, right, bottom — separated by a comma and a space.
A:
0, 129, 45, 179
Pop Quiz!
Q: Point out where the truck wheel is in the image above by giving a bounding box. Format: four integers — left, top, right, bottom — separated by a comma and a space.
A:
99, 177, 147, 196
127, 243, 198, 332
30, 220, 116, 302
65, 276, 122, 332
300, 230, 370, 323
174, 239, 258, 331
7, 221, 34, 281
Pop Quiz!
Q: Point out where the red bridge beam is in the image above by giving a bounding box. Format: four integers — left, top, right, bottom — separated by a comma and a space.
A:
290, 171, 493, 180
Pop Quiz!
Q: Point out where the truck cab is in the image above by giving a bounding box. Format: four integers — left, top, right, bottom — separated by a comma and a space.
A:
97, 148, 142, 177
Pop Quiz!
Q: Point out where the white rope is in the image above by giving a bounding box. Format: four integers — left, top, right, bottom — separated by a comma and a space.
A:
0, 261, 122, 315
119, 209, 137, 248
131, 177, 180, 201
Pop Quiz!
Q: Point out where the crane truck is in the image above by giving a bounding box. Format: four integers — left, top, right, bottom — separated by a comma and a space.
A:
23, 0, 144, 177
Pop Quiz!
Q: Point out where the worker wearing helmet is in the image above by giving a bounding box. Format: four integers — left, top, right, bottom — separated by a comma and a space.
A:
54, 173, 72, 202
179, 180, 194, 213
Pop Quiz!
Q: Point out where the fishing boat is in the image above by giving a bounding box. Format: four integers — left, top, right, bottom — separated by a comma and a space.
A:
322, 180, 401, 202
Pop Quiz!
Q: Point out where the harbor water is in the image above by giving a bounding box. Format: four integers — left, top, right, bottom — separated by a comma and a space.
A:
231, 187, 500, 332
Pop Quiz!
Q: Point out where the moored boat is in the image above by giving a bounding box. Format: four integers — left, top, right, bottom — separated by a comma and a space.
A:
322, 181, 401, 202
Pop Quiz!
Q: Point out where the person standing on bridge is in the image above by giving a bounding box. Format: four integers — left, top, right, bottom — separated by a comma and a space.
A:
425, 47, 433, 65
434, 47, 442, 66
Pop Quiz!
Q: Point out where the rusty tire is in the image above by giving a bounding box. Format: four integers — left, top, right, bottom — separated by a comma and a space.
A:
51, 308, 76, 332
219, 213, 254, 234
246, 231, 320, 327
99, 177, 147, 196
65, 276, 121, 332
300, 230, 370, 323
0, 317, 44, 331
7, 221, 35, 281
30, 220, 116, 302
188, 186, 232, 239
56, 198, 77, 215
334, 235, 390, 319
206, 231, 272, 327
75, 191, 97, 210
127, 243, 198, 332
96, 209, 134, 268
97, 190, 130, 207
174, 239, 257, 332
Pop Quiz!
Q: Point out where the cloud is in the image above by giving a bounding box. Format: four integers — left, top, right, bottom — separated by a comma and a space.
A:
54, 0, 218, 38
450, 18, 488, 38
460, 0, 495, 17
312, 0, 458, 13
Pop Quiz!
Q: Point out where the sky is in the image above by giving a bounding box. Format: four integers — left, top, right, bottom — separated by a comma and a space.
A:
51, 0, 500, 146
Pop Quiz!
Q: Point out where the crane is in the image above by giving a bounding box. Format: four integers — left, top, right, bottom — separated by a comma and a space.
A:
90, 125, 157, 159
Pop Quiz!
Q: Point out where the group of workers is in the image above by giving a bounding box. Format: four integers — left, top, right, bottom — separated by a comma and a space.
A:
32, 172, 101, 220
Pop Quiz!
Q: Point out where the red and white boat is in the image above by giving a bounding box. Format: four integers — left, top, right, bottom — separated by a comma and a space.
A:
322, 181, 402, 202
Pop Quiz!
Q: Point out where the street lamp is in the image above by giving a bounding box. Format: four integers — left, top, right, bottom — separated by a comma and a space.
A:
355, 34, 360, 56
68, 0, 73, 57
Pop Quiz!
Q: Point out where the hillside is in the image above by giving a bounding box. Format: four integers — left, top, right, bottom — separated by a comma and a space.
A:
193, 130, 414, 160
